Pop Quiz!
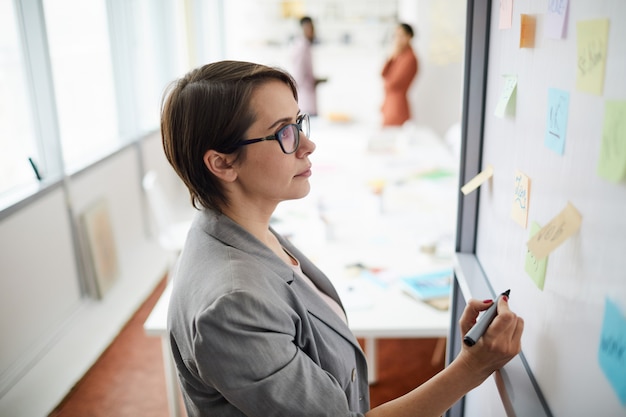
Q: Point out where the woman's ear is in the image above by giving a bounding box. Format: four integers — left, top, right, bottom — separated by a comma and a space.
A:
203, 150, 237, 182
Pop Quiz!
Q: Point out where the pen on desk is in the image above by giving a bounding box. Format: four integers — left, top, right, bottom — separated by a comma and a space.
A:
463, 289, 510, 347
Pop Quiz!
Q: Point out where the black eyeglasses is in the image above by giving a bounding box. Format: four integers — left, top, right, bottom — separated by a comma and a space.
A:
235, 113, 310, 154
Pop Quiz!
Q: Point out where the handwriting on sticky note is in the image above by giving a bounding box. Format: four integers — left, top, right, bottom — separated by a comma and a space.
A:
520, 14, 537, 48
461, 164, 494, 195
525, 222, 547, 290
545, 0, 569, 39
499, 0, 513, 29
545, 88, 570, 155
527, 202, 582, 260
494, 75, 518, 118
576, 19, 609, 95
598, 298, 626, 406
511, 171, 530, 228
597, 101, 626, 182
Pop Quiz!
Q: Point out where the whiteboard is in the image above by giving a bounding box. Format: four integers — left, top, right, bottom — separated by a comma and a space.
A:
450, 0, 626, 416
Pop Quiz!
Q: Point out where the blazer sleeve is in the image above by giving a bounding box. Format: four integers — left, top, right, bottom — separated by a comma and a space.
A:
191, 288, 365, 417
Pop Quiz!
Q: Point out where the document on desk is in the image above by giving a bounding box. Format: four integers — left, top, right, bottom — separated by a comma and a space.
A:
335, 281, 374, 311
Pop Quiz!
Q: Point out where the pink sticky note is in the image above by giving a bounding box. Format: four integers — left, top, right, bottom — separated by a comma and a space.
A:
499, 0, 513, 29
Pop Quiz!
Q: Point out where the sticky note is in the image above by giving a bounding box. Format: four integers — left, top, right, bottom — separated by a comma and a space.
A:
494, 75, 518, 118
461, 164, 494, 195
545, 88, 570, 155
598, 298, 626, 406
526, 202, 582, 260
520, 14, 537, 48
511, 171, 530, 228
524, 222, 547, 290
576, 19, 609, 95
499, 0, 513, 29
545, 0, 569, 39
597, 101, 626, 182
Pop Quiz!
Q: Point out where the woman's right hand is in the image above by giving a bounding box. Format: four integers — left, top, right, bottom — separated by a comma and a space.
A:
457, 297, 524, 379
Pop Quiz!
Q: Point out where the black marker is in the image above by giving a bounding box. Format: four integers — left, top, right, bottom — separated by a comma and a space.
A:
463, 289, 510, 346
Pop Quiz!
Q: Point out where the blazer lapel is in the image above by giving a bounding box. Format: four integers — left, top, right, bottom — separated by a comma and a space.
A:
276, 233, 361, 348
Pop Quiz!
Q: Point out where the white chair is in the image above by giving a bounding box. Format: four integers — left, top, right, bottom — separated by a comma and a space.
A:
142, 170, 193, 270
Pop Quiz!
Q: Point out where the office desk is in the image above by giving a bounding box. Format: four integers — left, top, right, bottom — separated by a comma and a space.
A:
144, 122, 457, 416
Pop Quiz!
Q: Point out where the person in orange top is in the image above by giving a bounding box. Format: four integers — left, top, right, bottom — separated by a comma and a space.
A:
381, 23, 419, 126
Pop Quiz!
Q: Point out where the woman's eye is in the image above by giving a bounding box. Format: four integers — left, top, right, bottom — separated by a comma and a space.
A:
278, 126, 289, 139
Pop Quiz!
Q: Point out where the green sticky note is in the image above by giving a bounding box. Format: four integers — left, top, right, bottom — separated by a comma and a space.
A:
597, 101, 626, 182
494, 75, 518, 118
525, 221, 548, 290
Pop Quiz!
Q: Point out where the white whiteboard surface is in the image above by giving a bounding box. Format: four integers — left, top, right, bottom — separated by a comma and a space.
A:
471, 0, 626, 416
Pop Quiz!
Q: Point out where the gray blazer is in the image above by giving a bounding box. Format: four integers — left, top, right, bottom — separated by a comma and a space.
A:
167, 209, 370, 417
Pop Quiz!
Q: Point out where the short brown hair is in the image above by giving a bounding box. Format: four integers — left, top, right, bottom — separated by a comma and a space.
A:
160, 61, 298, 212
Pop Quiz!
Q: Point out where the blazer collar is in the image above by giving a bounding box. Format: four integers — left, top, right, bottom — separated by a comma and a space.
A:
195, 210, 296, 283
195, 210, 360, 348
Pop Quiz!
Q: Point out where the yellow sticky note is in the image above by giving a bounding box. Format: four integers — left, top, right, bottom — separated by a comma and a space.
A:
520, 14, 537, 48
576, 19, 609, 95
494, 75, 518, 118
461, 164, 494, 195
597, 100, 626, 182
527, 202, 582, 260
525, 222, 548, 290
511, 171, 530, 228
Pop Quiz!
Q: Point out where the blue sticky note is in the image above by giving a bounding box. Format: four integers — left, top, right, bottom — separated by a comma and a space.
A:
598, 298, 626, 406
545, 88, 570, 155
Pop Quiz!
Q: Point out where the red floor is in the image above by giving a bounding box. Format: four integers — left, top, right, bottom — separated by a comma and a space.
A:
49, 277, 445, 416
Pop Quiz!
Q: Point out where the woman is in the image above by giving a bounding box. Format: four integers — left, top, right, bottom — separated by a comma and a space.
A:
290, 16, 327, 116
381, 23, 419, 126
162, 60, 523, 417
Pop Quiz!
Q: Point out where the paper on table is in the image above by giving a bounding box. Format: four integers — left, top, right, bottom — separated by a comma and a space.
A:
526, 202, 582, 260
461, 164, 494, 195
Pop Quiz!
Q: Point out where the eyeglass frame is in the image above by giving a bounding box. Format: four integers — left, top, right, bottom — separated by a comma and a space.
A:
234, 113, 310, 154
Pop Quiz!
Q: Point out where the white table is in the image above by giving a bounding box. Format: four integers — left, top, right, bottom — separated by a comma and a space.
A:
144, 122, 457, 416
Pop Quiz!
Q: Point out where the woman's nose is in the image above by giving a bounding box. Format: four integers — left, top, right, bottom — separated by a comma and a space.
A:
299, 132, 316, 155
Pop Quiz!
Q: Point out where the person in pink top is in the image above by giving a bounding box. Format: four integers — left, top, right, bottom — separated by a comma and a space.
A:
291, 16, 327, 116
381, 23, 419, 126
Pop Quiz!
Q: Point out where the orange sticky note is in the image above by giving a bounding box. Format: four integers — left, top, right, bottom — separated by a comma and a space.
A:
520, 14, 537, 48
527, 202, 582, 260
511, 170, 530, 228
461, 164, 494, 195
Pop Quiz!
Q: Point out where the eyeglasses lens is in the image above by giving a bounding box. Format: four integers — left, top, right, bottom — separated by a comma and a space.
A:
278, 125, 297, 153
300, 114, 310, 137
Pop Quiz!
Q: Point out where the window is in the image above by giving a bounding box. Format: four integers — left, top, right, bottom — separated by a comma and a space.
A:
43, 0, 119, 172
1, 0, 191, 211
0, 1, 40, 198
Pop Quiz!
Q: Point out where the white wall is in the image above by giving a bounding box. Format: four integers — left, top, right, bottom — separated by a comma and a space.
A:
400, 0, 467, 138
0, 134, 174, 417
220, 0, 466, 137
